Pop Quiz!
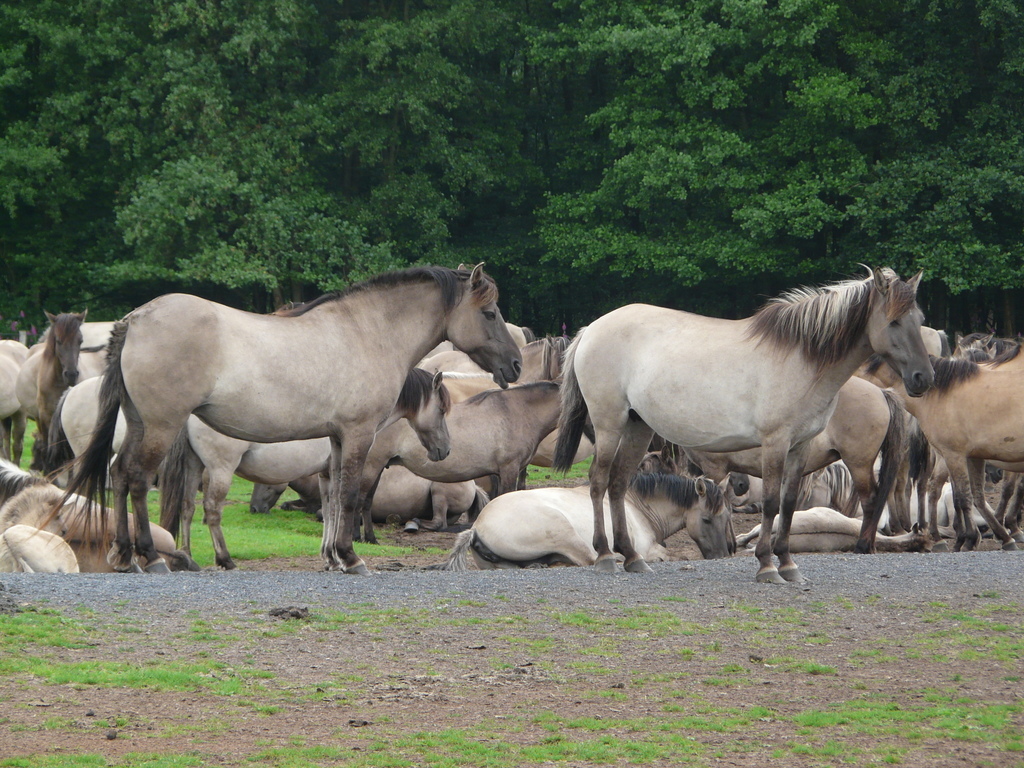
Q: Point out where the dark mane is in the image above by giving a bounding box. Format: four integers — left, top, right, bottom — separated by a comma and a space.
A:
43, 313, 85, 354
274, 266, 496, 317
747, 272, 917, 372
0, 458, 48, 506
628, 472, 724, 511
988, 340, 1022, 365
930, 356, 980, 392
396, 368, 450, 415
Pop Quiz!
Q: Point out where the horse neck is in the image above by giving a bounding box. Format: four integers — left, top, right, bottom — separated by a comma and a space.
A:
335, 282, 452, 373
519, 385, 562, 436
626, 489, 682, 542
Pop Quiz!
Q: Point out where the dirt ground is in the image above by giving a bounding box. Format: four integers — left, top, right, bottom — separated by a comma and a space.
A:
2, 499, 1022, 767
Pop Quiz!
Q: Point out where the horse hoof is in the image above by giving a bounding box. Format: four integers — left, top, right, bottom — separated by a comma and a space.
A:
930, 540, 950, 553
219, 559, 237, 570
1012, 532, 1024, 544
128, 561, 145, 574
346, 562, 371, 576
1001, 540, 1021, 552
778, 565, 808, 584
624, 558, 653, 574
145, 559, 171, 574
403, 520, 421, 533
593, 557, 617, 574
755, 567, 786, 584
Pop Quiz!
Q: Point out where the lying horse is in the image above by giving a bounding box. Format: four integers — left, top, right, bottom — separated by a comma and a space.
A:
366, 465, 489, 531
735, 506, 930, 554
442, 472, 735, 570
0, 525, 80, 573
0, 458, 196, 572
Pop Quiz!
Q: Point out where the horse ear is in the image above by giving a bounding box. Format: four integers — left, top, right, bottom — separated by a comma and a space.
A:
871, 267, 889, 295
78, 308, 88, 322
44, 310, 56, 324
469, 262, 486, 287
696, 478, 707, 497
432, 371, 444, 391
906, 270, 923, 293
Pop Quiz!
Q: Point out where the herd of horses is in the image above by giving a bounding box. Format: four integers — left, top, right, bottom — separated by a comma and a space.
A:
0, 264, 1021, 581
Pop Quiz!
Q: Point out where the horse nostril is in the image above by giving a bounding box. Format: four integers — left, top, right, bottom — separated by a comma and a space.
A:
512, 359, 522, 376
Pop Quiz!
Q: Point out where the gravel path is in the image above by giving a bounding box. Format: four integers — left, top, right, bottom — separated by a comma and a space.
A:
4, 549, 1022, 617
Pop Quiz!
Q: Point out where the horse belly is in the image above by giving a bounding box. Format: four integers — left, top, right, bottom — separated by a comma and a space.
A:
474, 491, 598, 563
236, 438, 331, 485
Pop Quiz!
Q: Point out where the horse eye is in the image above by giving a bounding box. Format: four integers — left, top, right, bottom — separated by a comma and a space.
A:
483, 310, 496, 321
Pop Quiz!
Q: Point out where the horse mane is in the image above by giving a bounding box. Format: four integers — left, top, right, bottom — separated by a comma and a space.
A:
747, 271, 917, 371
396, 368, 451, 416
274, 266, 496, 318
987, 340, 1022, 365
930, 355, 981, 392
42, 313, 85, 358
628, 472, 724, 513
0, 458, 48, 508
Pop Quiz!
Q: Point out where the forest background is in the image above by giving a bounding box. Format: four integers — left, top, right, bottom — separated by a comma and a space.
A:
2, 0, 1023, 339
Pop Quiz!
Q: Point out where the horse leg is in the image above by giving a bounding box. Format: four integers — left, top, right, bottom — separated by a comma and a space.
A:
772, 443, 811, 583
944, 459, 979, 552
587, 425, 624, 574
11, 411, 25, 466
966, 458, 1018, 551
754, 443, 788, 584
202, 470, 236, 569
0, 417, 10, 461
852, 463, 883, 553
356, 470, 383, 545
423, 488, 449, 532
320, 430, 376, 574
926, 470, 948, 551
1001, 473, 1024, 543
608, 421, 655, 573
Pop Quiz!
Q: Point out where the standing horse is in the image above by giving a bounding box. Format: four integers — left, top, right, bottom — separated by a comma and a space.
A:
158, 368, 452, 569
889, 354, 1024, 551
554, 268, 933, 582
61, 265, 521, 574
0, 341, 29, 463
34, 312, 106, 472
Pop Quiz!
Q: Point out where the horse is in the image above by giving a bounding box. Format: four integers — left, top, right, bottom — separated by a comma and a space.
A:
735, 507, 930, 554
682, 375, 909, 549
0, 525, 80, 573
31, 312, 107, 473
363, 465, 489, 532
0, 341, 29, 463
442, 472, 734, 570
889, 354, 1024, 551
353, 380, 563, 544
59, 265, 520, 574
554, 268, 933, 582
0, 458, 195, 572
157, 368, 452, 569
248, 476, 323, 517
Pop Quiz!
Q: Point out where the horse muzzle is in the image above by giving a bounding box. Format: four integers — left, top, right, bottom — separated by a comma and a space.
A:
904, 368, 934, 398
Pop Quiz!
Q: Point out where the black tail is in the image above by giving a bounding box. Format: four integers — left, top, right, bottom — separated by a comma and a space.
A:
853, 390, 909, 539
157, 424, 203, 541
44, 388, 75, 476
552, 331, 588, 473
58, 322, 129, 539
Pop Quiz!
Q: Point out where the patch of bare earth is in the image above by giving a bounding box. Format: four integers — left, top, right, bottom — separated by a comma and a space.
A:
1, 506, 1022, 767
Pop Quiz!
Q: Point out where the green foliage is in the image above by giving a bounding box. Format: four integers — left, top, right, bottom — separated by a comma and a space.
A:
2, 0, 1023, 332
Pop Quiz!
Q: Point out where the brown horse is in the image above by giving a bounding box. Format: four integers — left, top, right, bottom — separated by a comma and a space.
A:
34, 312, 106, 473
890, 354, 1024, 551
60, 265, 521, 574
554, 268, 933, 582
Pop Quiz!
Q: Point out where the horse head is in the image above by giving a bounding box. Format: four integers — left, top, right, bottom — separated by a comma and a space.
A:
44, 309, 88, 387
690, 477, 736, 560
444, 265, 522, 389
398, 369, 451, 463
864, 269, 933, 397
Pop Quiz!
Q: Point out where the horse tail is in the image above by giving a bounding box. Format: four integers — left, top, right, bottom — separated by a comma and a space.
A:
467, 486, 490, 524
158, 424, 203, 541
44, 388, 75, 476
439, 529, 475, 571
553, 330, 589, 473
58, 322, 128, 538
853, 390, 909, 523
